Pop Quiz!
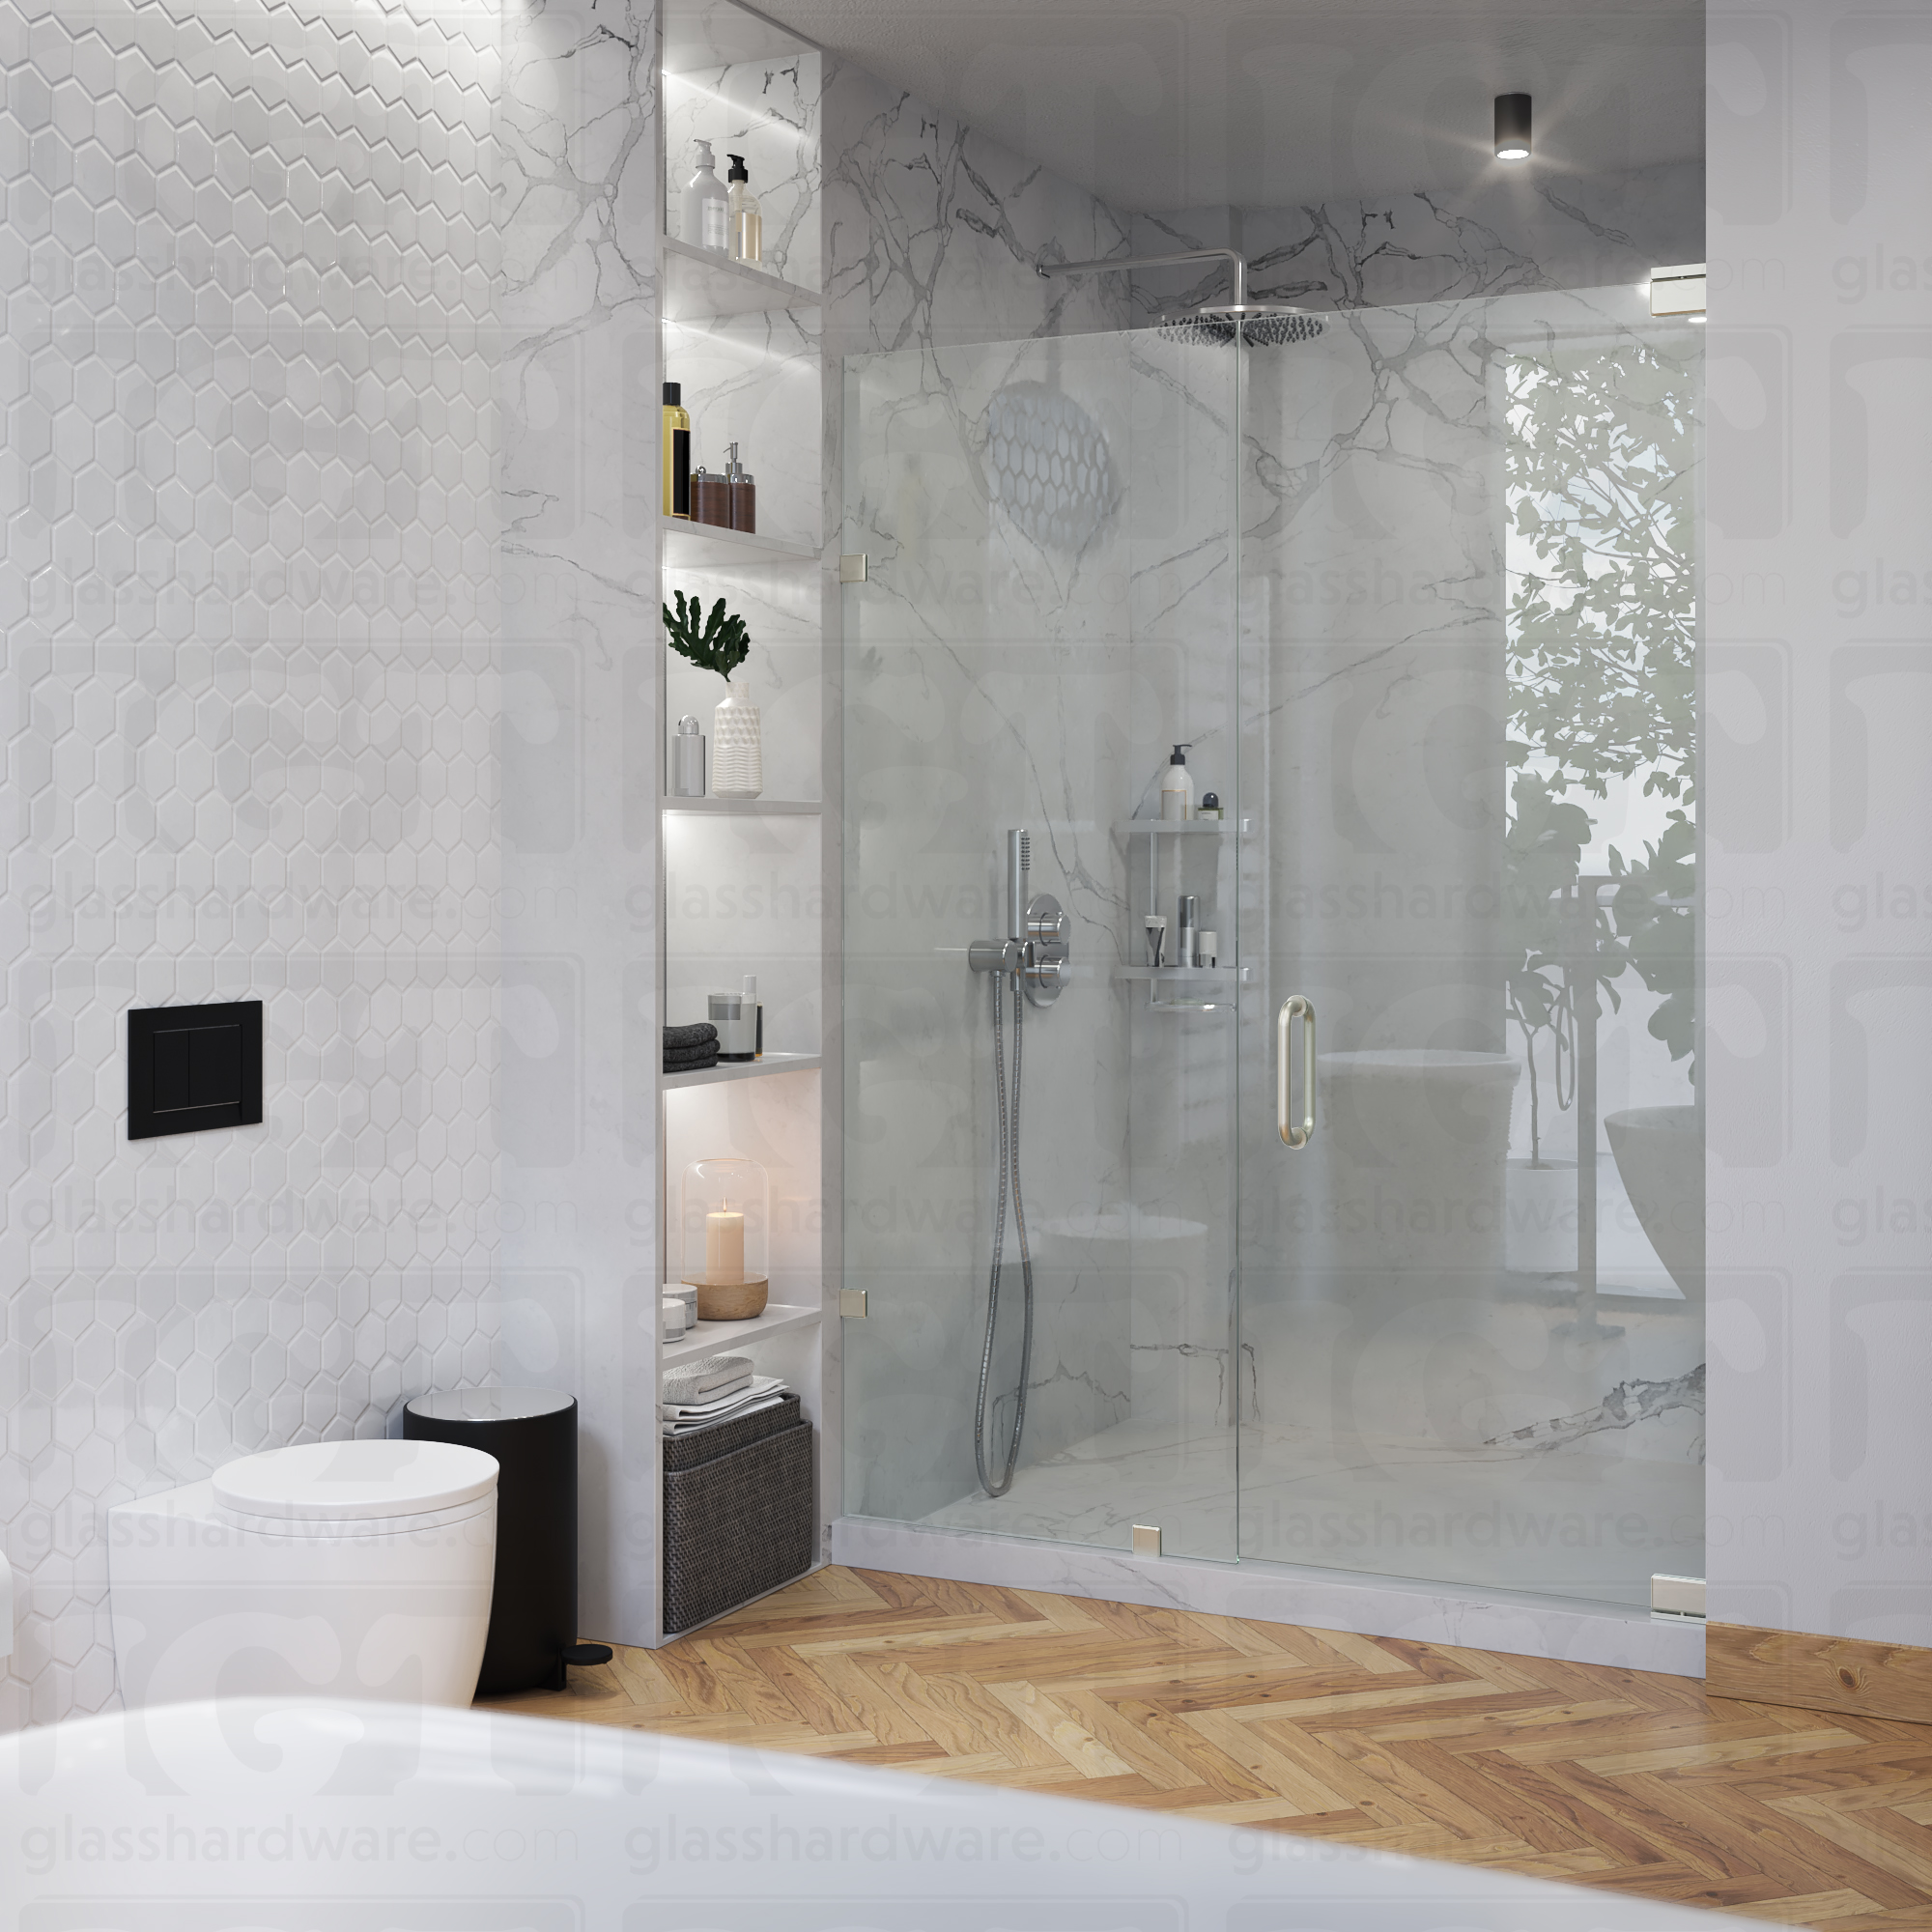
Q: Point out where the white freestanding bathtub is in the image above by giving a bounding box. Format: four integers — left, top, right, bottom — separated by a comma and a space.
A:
0, 1698, 1776, 1927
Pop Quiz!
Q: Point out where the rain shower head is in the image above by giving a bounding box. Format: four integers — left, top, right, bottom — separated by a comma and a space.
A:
1037, 245, 1325, 351
1158, 305, 1326, 349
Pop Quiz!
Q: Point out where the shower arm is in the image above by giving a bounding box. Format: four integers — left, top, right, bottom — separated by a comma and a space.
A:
1037, 246, 1248, 308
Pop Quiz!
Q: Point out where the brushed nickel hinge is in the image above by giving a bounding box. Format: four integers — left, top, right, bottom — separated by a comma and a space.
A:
839, 1288, 867, 1318
839, 553, 868, 583
1131, 1523, 1161, 1558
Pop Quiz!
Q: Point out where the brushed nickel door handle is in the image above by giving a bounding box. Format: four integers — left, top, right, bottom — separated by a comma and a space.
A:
1277, 995, 1315, 1149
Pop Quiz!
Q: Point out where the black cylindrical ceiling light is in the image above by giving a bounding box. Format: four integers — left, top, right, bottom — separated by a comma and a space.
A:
1494, 92, 1532, 160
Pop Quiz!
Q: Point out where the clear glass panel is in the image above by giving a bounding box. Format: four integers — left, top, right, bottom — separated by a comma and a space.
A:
1236, 285, 1704, 1610
840, 327, 1242, 1561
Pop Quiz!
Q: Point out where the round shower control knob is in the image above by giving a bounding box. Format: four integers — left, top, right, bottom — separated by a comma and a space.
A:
1027, 900, 1069, 946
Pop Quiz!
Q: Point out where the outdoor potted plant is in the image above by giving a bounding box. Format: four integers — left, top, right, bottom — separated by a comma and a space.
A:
1501, 334, 1698, 1291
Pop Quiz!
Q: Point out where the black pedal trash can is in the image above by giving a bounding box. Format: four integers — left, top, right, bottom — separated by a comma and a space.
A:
403, 1387, 607, 1693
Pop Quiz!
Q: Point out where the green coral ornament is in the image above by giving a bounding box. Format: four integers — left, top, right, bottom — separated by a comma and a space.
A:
662, 590, 751, 682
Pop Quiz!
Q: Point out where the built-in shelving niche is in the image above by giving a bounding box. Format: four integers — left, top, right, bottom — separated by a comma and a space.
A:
652, 0, 835, 1647
661, 0, 823, 558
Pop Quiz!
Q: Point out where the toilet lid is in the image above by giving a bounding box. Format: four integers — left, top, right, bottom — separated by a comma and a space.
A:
213, 1439, 499, 1523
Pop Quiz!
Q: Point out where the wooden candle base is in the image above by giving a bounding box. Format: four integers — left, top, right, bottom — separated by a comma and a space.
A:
691, 1277, 769, 1321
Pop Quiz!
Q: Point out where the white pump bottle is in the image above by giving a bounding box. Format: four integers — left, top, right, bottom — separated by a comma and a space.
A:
681, 140, 729, 253
1159, 742, 1194, 821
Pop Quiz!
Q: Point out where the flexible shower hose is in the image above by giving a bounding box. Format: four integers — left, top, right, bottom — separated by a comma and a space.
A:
974, 965, 1035, 1498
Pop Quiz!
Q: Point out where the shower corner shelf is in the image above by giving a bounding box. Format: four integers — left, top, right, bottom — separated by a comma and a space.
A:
1115, 964, 1237, 1011
1114, 817, 1224, 839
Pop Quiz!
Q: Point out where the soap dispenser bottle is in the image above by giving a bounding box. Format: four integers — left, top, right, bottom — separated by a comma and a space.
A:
726, 153, 762, 266
681, 139, 729, 253
1159, 743, 1194, 821
725, 442, 755, 533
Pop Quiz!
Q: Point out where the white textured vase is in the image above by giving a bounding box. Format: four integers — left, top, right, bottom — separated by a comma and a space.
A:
711, 681, 762, 798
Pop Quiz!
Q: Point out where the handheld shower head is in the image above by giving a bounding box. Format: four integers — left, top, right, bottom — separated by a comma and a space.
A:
1008, 829, 1029, 940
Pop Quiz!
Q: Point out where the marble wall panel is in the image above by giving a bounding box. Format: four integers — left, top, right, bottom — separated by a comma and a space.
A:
1126, 160, 1706, 320
496, 0, 661, 1645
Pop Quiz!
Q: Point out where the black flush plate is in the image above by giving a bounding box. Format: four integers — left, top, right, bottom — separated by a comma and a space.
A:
128, 1001, 263, 1139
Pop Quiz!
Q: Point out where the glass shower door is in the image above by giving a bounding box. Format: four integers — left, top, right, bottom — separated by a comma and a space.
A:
1236, 285, 1705, 1610
839, 323, 1243, 1561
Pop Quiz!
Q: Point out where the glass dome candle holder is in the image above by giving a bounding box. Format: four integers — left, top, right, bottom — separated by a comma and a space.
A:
680, 1157, 770, 1321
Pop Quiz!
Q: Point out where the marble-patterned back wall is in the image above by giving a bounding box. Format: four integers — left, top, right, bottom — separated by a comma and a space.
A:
1128, 160, 1706, 318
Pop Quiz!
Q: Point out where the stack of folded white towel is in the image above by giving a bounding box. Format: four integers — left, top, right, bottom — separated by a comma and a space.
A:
660, 1353, 787, 1437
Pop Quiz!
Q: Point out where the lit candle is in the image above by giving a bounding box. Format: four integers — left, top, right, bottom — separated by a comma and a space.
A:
704, 1207, 745, 1283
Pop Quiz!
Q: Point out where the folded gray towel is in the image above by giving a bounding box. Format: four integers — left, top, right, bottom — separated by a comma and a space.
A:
664, 1023, 719, 1050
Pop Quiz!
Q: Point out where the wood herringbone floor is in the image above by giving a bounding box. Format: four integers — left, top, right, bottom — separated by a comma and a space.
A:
482, 1568, 1932, 1928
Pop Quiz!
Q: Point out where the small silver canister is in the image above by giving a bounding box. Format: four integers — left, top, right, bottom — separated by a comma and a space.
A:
672, 714, 706, 797
708, 988, 757, 1060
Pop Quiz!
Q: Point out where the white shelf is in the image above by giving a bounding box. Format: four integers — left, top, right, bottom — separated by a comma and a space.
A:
661, 795, 822, 815
1115, 818, 1225, 838
1115, 966, 1234, 983
663, 238, 821, 319
662, 516, 819, 569
661, 1051, 823, 1091
661, 1299, 822, 1363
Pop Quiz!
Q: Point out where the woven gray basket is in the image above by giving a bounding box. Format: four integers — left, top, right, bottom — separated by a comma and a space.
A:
663, 1418, 814, 1635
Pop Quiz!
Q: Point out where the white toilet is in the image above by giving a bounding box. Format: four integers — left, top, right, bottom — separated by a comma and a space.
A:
108, 1438, 499, 1711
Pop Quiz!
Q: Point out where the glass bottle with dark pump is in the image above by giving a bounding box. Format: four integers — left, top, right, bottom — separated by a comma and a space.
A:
725, 154, 762, 266
661, 383, 690, 519
726, 441, 755, 533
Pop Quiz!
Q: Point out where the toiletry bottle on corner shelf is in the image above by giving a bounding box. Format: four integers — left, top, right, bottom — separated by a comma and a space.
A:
1177, 895, 1200, 969
691, 464, 729, 527
681, 140, 728, 254
726, 442, 755, 533
1160, 743, 1194, 821
672, 714, 705, 797
726, 154, 762, 266
662, 383, 691, 519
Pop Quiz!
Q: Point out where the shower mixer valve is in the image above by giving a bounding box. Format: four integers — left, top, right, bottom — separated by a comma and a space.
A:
968, 829, 1070, 1007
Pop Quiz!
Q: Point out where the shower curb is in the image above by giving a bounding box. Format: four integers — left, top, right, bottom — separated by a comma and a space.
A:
830, 1517, 1706, 1679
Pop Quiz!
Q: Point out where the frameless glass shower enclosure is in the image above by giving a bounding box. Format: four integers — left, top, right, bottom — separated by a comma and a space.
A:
841, 284, 1704, 1613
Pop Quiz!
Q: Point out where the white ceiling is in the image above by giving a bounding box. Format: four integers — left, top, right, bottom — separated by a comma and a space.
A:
750, 0, 1705, 213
